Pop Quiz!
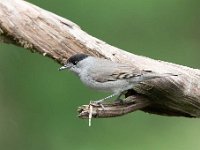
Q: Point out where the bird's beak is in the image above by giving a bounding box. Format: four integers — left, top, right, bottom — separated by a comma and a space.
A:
58, 64, 71, 71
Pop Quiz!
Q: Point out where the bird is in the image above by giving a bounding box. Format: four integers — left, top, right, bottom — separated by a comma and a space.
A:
59, 53, 177, 104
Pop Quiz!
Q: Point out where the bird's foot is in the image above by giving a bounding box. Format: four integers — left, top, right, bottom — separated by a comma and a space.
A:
89, 100, 105, 109
114, 98, 124, 104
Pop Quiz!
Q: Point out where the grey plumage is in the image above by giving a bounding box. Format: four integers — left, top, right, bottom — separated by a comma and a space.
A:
59, 54, 177, 103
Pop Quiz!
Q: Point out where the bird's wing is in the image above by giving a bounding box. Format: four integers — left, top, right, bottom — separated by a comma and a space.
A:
88, 58, 176, 83
89, 63, 144, 83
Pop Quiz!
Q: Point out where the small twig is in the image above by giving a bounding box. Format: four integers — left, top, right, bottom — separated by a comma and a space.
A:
88, 102, 93, 127
78, 95, 150, 119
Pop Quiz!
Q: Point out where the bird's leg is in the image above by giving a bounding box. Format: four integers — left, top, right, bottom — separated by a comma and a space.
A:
90, 92, 128, 108
114, 91, 127, 103
90, 94, 117, 109
92, 93, 118, 104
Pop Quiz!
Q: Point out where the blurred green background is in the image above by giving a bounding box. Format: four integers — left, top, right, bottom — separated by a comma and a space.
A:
0, 0, 200, 150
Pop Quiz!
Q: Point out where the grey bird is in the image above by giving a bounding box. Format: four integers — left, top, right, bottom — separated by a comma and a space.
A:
59, 53, 177, 103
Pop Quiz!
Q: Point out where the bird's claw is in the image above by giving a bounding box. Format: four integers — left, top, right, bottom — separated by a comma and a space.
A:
89, 100, 105, 110
114, 98, 124, 104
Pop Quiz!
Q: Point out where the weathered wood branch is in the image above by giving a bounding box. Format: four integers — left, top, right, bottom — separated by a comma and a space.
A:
0, 0, 200, 118
78, 90, 151, 118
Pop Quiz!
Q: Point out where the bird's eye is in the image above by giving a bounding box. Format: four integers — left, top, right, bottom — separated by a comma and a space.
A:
72, 61, 78, 65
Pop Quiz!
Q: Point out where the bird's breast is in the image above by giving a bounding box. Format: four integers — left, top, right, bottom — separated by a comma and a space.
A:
79, 74, 133, 93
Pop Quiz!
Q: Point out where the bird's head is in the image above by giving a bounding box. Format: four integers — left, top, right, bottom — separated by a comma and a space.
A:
59, 53, 89, 74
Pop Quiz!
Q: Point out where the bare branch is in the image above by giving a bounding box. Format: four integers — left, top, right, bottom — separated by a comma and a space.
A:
0, 0, 200, 118
78, 95, 150, 119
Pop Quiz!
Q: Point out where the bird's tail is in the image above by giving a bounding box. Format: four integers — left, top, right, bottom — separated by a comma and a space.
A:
131, 71, 179, 83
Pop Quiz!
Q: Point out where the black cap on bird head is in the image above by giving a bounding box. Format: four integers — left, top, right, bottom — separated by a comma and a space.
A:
59, 53, 89, 71
67, 53, 89, 65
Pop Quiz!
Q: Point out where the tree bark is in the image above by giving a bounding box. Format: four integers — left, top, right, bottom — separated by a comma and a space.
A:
0, 0, 200, 118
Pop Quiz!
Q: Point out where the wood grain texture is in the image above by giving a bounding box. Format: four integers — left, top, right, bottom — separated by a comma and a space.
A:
0, 0, 200, 118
